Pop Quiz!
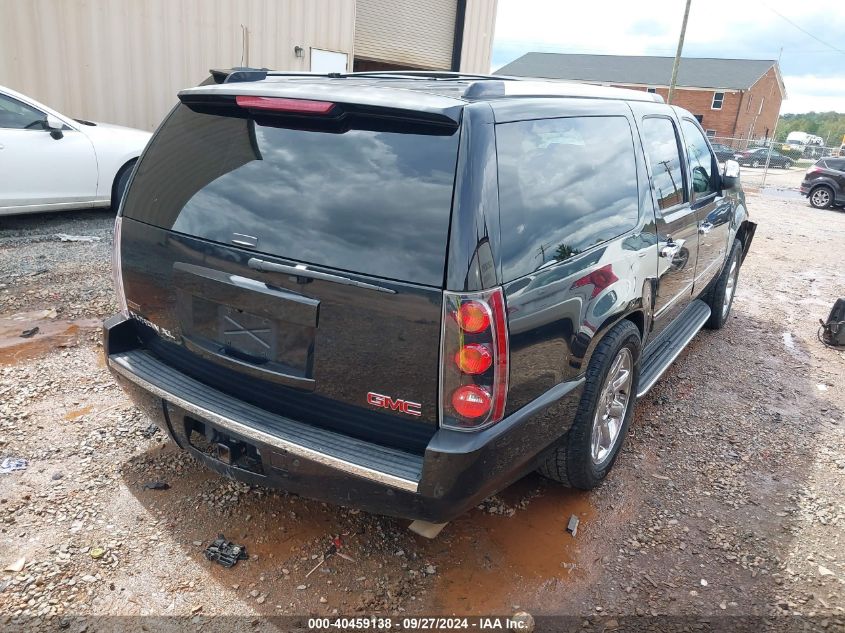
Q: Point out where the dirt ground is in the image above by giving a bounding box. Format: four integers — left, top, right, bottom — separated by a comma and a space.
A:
1, 191, 844, 631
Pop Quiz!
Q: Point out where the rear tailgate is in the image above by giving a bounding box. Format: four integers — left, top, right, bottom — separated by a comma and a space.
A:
118, 89, 462, 452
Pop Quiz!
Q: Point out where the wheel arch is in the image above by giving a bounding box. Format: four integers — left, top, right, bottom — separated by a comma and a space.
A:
111, 158, 138, 208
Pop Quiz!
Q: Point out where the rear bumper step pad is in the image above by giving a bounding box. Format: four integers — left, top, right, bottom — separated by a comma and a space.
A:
109, 349, 423, 491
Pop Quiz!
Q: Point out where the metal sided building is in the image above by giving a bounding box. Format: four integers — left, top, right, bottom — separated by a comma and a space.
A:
0, 0, 497, 130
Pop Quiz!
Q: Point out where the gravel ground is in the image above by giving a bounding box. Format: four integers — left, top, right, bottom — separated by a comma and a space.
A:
1, 195, 844, 632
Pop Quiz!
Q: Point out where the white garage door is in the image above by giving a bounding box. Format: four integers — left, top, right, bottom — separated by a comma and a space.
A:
354, 0, 456, 69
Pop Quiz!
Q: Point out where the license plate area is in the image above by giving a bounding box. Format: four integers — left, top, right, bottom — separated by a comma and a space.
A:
173, 263, 318, 389
219, 305, 277, 363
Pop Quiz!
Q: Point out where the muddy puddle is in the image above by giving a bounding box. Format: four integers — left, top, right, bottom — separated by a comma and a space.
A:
0, 310, 100, 365
429, 476, 594, 614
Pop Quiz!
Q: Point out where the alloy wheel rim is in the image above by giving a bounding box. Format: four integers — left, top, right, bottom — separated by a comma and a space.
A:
722, 256, 738, 318
591, 347, 633, 466
812, 189, 830, 206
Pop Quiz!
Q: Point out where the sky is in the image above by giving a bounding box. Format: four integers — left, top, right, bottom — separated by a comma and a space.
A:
490, 0, 845, 114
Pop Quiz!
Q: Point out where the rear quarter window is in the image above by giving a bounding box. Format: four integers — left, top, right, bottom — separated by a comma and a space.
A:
496, 116, 640, 281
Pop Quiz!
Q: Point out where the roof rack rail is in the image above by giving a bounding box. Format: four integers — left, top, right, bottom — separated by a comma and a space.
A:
343, 70, 517, 81
464, 78, 665, 103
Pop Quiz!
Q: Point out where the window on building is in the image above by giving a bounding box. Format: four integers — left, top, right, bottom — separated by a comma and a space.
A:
746, 94, 754, 113
758, 97, 765, 115
495, 116, 640, 278
705, 129, 716, 138
711, 91, 725, 110
647, 87, 657, 93
641, 117, 687, 211
681, 120, 717, 202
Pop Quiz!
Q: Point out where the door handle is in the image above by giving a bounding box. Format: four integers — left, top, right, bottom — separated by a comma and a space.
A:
660, 244, 681, 259
659, 237, 685, 259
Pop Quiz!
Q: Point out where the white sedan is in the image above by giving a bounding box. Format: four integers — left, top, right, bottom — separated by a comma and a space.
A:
0, 85, 151, 216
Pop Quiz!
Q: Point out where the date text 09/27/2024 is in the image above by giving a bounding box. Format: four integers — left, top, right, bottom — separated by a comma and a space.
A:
306, 616, 533, 630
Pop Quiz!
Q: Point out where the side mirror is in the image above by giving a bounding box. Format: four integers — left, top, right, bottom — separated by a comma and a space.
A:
45, 114, 64, 139
721, 159, 740, 189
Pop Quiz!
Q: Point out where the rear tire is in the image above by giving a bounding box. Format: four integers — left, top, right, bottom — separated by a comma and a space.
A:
809, 185, 834, 209
704, 240, 742, 330
538, 320, 640, 490
112, 160, 136, 211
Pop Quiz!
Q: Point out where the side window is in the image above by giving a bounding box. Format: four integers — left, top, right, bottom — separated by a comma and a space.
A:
496, 116, 640, 280
641, 117, 687, 211
681, 119, 717, 200
711, 92, 724, 110
0, 94, 46, 130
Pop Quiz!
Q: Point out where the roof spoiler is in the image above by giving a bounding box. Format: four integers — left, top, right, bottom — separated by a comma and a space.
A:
200, 67, 270, 86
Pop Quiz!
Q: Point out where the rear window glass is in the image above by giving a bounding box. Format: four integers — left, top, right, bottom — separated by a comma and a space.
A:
496, 116, 640, 281
122, 104, 459, 287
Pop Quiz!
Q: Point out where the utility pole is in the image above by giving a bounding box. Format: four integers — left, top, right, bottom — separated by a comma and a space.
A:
760, 48, 784, 189
667, 0, 693, 105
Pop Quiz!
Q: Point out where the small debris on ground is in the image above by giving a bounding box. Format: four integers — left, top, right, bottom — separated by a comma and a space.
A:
143, 481, 170, 490
0, 457, 28, 474
204, 534, 248, 568
51, 472, 64, 480
566, 514, 580, 538
141, 423, 160, 438
20, 326, 39, 338
305, 536, 355, 578
54, 233, 101, 243
4, 557, 26, 573
90, 547, 106, 559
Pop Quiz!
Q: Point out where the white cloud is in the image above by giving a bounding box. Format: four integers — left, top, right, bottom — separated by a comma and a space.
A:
492, 0, 845, 113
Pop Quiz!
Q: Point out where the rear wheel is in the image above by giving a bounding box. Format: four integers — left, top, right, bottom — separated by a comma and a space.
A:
782, 160, 792, 169
111, 160, 136, 211
704, 239, 742, 330
538, 320, 640, 489
751, 159, 760, 168
810, 186, 834, 209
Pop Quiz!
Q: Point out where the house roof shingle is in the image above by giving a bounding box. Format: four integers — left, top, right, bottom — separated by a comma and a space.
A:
494, 53, 778, 91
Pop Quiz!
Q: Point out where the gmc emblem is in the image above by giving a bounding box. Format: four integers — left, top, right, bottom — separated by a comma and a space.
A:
366, 392, 422, 417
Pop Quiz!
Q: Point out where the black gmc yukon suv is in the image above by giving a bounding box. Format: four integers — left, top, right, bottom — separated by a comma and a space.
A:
105, 71, 755, 524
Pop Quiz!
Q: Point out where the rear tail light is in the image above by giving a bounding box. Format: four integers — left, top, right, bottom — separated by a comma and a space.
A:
112, 216, 129, 317
235, 95, 336, 115
807, 165, 822, 174
439, 288, 509, 431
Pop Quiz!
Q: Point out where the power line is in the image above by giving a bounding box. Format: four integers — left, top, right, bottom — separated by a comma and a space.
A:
763, 4, 845, 57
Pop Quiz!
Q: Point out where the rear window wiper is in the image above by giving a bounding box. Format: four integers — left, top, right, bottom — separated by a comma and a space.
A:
248, 258, 396, 294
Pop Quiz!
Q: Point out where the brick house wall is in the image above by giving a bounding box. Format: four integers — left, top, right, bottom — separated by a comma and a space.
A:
607, 66, 782, 142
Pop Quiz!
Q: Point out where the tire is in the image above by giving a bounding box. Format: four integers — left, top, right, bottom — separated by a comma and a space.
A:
538, 320, 641, 490
751, 160, 760, 168
782, 160, 792, 169
809, 185, 834, 209
704, 240, 742, 330
111, 160, 136, 211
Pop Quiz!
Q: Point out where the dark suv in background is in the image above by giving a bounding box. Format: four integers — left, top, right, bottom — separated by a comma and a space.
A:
801, 158, 845, 209
105, 71, 755, 525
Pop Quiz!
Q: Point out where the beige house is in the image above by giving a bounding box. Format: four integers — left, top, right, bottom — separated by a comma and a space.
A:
0, 0, 497, 130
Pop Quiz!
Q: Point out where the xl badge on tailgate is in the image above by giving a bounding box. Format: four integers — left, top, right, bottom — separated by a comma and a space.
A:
367, 392, 422, 417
